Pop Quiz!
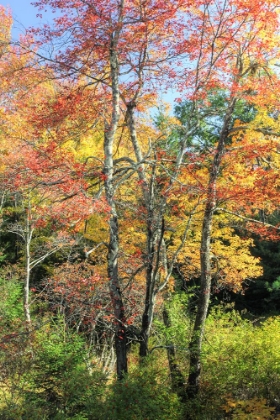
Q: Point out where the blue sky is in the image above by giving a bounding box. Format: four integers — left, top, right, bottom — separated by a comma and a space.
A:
1, 0, 55, 39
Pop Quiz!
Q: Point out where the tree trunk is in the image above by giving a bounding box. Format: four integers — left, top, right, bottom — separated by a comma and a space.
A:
139, 182, 156, 357
127, 104, 157, 358
106, 209, 127, 379
104, 9, 127, 379
187, 202, 213, 397
24, 242, 32, 327
187, 99, 236, 396
24, 212, 32, 328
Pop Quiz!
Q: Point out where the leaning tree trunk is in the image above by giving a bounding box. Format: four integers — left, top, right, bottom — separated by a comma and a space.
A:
187, 99, 236, 397
104, 10, 127, 379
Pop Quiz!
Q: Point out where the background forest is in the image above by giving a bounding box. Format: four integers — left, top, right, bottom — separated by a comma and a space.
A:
1, 0, 280, 418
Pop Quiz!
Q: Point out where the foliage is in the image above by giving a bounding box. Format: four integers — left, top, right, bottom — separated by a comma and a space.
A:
223, 397, 279, 419
188, 308, 280, 418
246, 236, 280, 314
0, 275, 23, 327
173, 92, 258, 152
1, 0, 280, 416
0, 319, 107, 419
203, 309, 280, 396
100, 362, 184, 420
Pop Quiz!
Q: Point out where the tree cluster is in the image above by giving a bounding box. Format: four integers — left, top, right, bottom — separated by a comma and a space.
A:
1, 1, 280, 418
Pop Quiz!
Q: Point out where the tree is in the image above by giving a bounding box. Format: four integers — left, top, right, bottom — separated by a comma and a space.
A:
0, 134, 95, 327
29, 0, 186, 376
4, 0, 280, 395
176, 0, 280, 396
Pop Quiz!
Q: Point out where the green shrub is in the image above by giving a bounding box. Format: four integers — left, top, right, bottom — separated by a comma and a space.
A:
0, 276, 23, 326
0, 319, 107, 419
203, 310, 280, 399
100, 361, 184, 420
187, 308, 280, 418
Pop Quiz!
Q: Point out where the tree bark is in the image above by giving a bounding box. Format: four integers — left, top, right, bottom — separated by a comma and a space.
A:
139, 168, 157, 357
104, 4, 127, 379
126, 104, 158, 358
187, 99, 236, 396
24, 234, 32, 327
24, 206, 33, 329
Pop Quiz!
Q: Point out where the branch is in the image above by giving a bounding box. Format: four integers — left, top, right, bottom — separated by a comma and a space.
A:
122, 264, 146, 291
30, 246, 61, 269
84, 241, 108, 258
229, 125, 280, 137
215, 207, 279, 230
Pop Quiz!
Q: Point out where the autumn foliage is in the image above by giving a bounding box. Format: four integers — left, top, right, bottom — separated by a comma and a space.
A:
1, 0, 280, 417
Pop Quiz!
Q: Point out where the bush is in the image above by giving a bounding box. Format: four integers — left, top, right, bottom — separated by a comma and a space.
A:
100, 361, 184, 420
189, 308, 280, 418
0, 319, 107, 419
203, 310, 280, 399
0, 276, 23, 327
